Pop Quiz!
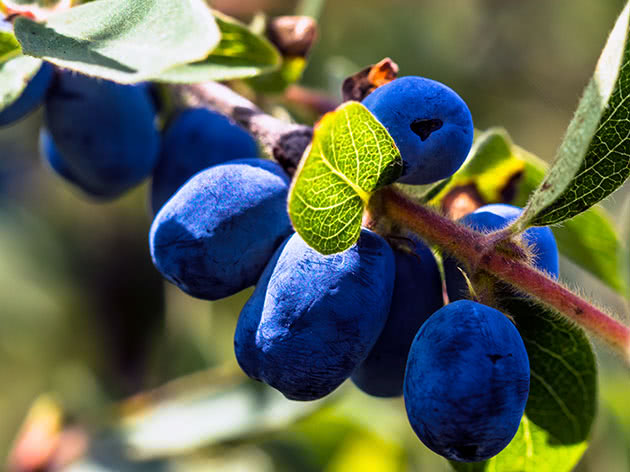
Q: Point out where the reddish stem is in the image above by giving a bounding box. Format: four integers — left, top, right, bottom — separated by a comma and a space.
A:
379, 186, 630, 364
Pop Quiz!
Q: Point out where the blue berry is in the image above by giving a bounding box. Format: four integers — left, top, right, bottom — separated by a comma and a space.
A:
362, 76, 474, 185
39, 128, 110, 198
150, 158, 292, 301
150, 108, 258, 213
235, 230, 395, 401
0, 62, 54, 127
404, 299, 530, 462
444, 204, 559, 302
44, 71, 160, 198
352, 238, 443, 397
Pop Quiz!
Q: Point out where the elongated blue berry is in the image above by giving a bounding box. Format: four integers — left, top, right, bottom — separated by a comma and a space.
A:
150, 158, 292, 300
352, 238, 443, 397
235, 230, 395, 401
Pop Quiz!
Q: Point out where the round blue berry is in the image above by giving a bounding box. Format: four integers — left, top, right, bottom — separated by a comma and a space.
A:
150, 108, 258, 213
362, 76, 473, 185
150, 158, 292, 301
235, 230, 395, 401
404, 299, 530, 462
352, 238, 443, 397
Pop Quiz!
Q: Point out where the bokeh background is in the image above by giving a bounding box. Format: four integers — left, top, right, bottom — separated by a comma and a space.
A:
2, 0, 630, 470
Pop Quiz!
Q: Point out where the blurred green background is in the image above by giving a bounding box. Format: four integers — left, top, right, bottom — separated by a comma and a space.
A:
2, 0, 630, 471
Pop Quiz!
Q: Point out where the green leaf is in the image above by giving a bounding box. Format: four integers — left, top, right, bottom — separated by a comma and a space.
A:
515, 2, 630, 229
288, 101, 403, 255
0, 54, 42, 112
423, 128, 626, 294
451, 417, 587, 472
153, 12, 281, 83
0, 31, 21, 64
452, 300, 597, 472
13, 0, 220, 83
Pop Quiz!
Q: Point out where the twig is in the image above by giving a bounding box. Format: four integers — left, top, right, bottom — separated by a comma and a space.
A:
173, 82, 630, 365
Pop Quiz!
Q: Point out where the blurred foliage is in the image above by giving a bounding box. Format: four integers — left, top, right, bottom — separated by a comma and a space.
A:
2, 1, 630, 471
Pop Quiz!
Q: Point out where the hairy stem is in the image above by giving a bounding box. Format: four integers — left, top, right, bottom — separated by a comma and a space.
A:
379, 186, 630, 363
176, 82, 630, 365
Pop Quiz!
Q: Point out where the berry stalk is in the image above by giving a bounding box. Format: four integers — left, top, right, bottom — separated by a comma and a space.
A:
379, 186, 630, 364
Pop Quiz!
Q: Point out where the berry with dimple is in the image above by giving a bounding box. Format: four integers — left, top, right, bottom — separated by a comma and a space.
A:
150, 158, 293, 301
352, 237, 443, 397
404, 299, 530, 462
362, 76, 474, 185
234, 229, 395, 401
0, 62, 54, 127
44, 71, 160, 198
150, 108, 258, 213
444, 204, 559, 302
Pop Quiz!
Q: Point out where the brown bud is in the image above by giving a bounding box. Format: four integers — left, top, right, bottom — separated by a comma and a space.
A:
342, 58, 399, 102
267, 16, 318, 58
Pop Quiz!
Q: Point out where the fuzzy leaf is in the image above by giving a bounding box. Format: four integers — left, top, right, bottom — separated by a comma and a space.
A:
13, 0, 220, 83
288, 101, 403, 255
452, 300, 597, 472
154, 12, 281, 83
516, 2, 630, 229
0, 54, 42, 112
422, 128, 626, 294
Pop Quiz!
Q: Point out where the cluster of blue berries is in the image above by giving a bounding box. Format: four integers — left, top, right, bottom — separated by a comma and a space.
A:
3, 65, 560, 463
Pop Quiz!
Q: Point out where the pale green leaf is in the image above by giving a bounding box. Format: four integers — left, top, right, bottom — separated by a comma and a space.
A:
420, 128, 626, 294
516, 2, 630, 229
153, 12, 281, 83
452, 300, 597, 472
13, 0, 220, 83
0, 54, 42, 112
288, 101, 403, 255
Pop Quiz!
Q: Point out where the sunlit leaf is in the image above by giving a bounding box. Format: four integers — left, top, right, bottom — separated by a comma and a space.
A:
515, 2, 630, 229
288, 101, 402, 254
153, 11, 281, 83
14, 0, 220, 83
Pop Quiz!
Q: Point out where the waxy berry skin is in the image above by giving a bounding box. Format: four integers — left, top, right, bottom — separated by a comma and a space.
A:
363, 76, 474, 185
404, 299, 530, 462
45, 72, 160, 198
150, 108, 258, 213
235, 230, 395, 401
352, 238, 443, 397
150, 158, 292, 301
444, 204, 559, 302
